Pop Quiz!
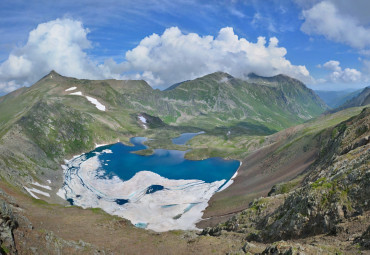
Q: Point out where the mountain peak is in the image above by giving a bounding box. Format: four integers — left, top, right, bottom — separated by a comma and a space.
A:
40, 70, 63, 80
247, 72, 289, 80
246, 72, 302, 88
207, 71, 234, 79
48, 70, 62, 77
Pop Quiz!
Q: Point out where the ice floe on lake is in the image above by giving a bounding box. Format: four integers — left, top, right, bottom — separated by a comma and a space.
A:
218, 162, 241, 192
58, 137, 240, 232
61, 150, 227, 232
56, 188, 66, 200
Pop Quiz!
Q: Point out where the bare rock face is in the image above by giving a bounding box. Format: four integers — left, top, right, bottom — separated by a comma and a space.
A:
258, 108, 370, 241
355, 225, 370, 249
0, 199, 18, 254
261, 242, 293, 255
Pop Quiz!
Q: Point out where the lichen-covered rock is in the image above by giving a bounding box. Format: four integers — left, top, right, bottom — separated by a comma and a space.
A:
242, 241, 256, 253
260, 241, 310, 255
0, 199, 18, 254
355, 225, 370, 249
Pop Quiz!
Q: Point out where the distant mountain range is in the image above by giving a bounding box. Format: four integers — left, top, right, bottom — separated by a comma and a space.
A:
315, 89, 362, 108
339, 86, 370, 109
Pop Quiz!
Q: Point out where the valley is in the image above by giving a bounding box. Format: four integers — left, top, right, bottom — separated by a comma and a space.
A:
0, 71, 368, 254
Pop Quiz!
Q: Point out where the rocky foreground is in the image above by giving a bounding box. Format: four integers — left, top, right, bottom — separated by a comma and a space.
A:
202, 107, 370, 254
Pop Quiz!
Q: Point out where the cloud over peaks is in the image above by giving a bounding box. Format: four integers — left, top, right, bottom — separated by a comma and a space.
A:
0, 19, 116, 93
118, 26, 311, 88
0, 19, 311, 93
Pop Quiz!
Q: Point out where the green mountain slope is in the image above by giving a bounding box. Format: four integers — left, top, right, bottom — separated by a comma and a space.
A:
0, 71, 328, 136
156, 72, 328, 130
339, 86, 370, 109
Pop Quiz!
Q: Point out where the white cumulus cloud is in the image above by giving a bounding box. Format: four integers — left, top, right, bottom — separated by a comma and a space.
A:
301, 1, 370, 49
320, 60, 362, 83
0, 18, 311, 94
0, 18, 117, 94
115, 26, 311, 88
322, 60, 341, 72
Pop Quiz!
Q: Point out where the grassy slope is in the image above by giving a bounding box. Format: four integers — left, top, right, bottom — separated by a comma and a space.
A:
199, 106, 366, 226
159, 72, 327, 131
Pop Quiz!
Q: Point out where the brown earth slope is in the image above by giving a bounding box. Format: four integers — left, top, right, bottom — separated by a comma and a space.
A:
199, 107, 365, 228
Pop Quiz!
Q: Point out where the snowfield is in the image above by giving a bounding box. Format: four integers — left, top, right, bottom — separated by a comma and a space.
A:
69, 92, 106, 111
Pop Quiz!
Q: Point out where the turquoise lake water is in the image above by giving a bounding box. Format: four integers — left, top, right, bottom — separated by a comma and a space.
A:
63, 134, 241, 230
172, 131, 205, 145
91, 136, 240, 185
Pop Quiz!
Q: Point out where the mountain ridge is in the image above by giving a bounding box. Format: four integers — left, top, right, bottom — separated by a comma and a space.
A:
1, 70, 328, 132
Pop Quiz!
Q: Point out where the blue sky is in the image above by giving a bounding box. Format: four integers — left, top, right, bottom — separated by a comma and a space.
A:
0, 0, 369, 94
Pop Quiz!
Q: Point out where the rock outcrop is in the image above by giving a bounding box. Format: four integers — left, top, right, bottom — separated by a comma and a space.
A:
0, 199, 17, 254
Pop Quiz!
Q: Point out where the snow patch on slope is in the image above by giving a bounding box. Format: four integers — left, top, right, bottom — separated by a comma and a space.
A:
31, 182, 52, 190
24, 187, 50, 198
68, 92, 106, 111
70, 91, 82, 96
139, 116, 147, 123
86, 96, 106, 111
65, 86, 77, 91
138, 115, 148, 129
